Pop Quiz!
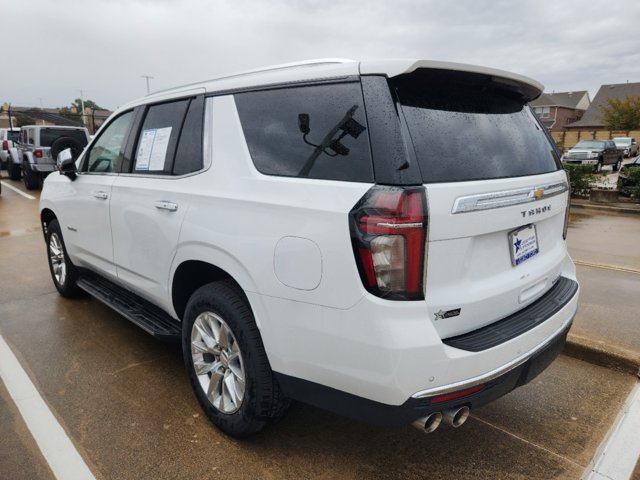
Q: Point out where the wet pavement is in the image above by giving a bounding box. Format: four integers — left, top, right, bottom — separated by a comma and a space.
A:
1, 173, 639, 479
566, 209, 640, 366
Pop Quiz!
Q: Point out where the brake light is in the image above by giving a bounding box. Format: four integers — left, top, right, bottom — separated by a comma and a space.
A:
34, 149, 43, 158
2, 140, 7, 151
349, 185, 427, 300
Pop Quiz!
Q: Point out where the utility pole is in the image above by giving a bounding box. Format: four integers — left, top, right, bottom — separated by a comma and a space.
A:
78, 89, 86, 126
141, 75, 154, 94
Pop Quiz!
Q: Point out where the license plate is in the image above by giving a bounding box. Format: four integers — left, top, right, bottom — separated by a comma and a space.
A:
509, 224, 539, 266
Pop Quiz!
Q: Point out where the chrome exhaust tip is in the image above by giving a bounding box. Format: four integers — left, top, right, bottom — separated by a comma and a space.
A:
412, 411, 443, 433
442, 406, 470, 428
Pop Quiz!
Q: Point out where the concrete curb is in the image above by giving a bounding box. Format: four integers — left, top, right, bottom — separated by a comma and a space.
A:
570, 200, 640, 216
564, 334, 640, 377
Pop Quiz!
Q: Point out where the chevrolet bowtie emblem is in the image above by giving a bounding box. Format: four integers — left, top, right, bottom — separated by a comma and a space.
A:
533, 188, 544, 199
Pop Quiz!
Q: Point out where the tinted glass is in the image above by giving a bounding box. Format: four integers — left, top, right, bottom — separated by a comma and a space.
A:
85, 111, 133, 173
235, 82, 373, 182
134, 100, 189, 174
7, 131, 20, 142
393, 70, 559, 183
173, 96, 204, 176
40, 128, 88, 147
575, 141, 605, 149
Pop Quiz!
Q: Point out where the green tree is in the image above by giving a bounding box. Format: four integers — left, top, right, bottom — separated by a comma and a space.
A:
71, 98, 103, 112
600, 96, 640, 130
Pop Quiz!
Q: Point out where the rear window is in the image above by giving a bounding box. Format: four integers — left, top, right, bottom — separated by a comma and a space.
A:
7, 131, 20, 142
392, 70, 559, 183
575, 141, 605, 148
235, 82, 373, 182
39, 128, 88, 147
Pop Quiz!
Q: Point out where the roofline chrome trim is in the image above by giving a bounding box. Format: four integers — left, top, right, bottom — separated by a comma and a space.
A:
411, 305, 576, 399
451, 181, 568, 214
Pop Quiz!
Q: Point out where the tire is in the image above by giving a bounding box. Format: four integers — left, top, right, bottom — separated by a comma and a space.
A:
8, 162, 21, 180
22, 163, 40, 190
182, 281, 289, 437
45, 219, 82, 298
50, 136, 84, 161
595, 160, 603, 173
613, 158, 622, 172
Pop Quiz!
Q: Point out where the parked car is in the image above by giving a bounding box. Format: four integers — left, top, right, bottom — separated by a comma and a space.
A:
0, 127, 20, 170
617, 156, 640, 194
8, 125, 89, 188
562, 140, 623, 172
612, 137, 639, 158
39, 59, 579, 437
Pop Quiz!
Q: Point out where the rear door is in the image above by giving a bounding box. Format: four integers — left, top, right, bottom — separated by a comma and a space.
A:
391, 69, 569, 339
110, 94, 205, 310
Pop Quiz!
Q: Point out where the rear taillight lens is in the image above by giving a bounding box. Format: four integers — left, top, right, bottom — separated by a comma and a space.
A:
350, 185, 427, 300
2, 140, 7, 151
34, 149, 43, 158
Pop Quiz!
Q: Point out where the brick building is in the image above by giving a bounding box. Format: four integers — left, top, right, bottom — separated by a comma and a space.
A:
530, 91, 590, 132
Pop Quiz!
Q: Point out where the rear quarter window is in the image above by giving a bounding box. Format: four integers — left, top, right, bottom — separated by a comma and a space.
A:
392, 70, 560, 183
234, 82, 374, 183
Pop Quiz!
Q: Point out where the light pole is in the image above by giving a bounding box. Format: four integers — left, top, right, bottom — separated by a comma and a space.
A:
78, 89, 86, 126
142, 75, 154, 94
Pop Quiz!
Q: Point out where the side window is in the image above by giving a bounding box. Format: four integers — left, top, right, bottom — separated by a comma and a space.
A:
84, 111, 133, 173
27, 129, 35, 145
234, 82, 373, 182
172, 96, 204, 176
133, 99, 189, 174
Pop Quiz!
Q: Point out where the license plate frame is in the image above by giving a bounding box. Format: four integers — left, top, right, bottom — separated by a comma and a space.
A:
509, 224, 539, 266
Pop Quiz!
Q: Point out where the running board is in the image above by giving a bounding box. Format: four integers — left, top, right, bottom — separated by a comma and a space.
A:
77, 274, 181, 341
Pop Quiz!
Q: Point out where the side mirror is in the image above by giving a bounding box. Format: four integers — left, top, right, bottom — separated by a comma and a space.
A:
57, 148, 77, 180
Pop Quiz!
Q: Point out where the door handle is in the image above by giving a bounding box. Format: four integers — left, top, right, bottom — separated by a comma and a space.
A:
154, 200, 178, 212
93, 191, 109, 200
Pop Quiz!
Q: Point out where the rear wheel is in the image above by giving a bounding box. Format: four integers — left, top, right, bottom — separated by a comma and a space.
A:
22, 163, 40, 190
46, 219, 82, 297
183, 281, 289, 437
7, 162, 21, 180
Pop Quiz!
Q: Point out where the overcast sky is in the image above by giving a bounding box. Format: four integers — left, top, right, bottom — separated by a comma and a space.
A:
3, 0, 640, 111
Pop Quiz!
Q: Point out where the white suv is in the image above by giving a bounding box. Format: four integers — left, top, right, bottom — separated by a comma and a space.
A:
39, 59, 579, 437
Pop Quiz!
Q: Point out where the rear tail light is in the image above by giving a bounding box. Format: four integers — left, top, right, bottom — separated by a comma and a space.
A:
34, 149, 43, 158
350, 185, 427, 300
2, 140, 7, 151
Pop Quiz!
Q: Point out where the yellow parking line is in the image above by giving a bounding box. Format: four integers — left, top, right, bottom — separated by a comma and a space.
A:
574, 260, 640, 275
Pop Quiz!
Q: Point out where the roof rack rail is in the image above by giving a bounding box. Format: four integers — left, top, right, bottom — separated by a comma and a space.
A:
147, 58, 355, 97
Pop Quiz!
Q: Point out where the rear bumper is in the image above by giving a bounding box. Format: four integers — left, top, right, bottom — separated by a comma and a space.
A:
28, 163, 56, 173
274, 318, 572, 427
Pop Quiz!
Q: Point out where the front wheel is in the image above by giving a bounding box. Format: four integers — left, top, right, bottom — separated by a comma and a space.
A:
183, 281, 289, 437
594, 161, 603, 173
613, 158, 622, 172
46, 219, 82, 297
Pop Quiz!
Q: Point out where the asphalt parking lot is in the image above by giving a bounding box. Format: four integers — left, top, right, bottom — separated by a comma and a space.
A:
1, 173, 639, 480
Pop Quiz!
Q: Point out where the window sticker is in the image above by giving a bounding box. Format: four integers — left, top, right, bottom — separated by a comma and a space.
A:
136, 129, 156, 171
136, 126, 172, 171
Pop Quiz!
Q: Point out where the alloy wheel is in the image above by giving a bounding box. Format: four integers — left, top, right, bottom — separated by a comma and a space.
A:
48, 233, 66, 286
191, 312, 246, 414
